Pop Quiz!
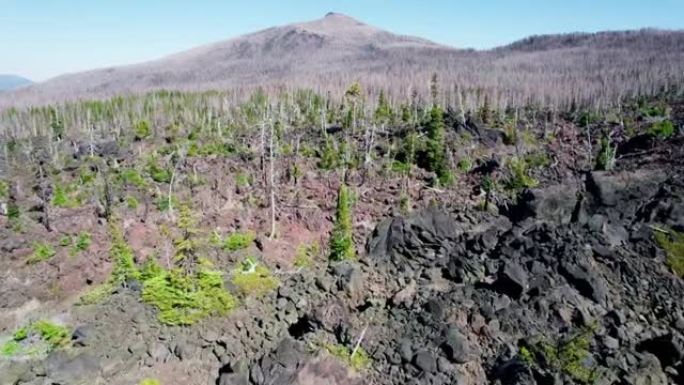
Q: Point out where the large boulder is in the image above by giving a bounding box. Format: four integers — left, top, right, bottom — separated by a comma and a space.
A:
515, 183, 579, 225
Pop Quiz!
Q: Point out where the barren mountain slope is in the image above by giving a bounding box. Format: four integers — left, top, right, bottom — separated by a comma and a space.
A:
1, 14, 684, 108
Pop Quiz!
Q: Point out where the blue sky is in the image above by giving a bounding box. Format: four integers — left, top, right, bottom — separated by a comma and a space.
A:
1, 0, 682, 81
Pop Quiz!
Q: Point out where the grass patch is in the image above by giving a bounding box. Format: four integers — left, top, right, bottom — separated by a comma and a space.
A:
325, 343, 372, 372
32, 320, 70, 348
222, 231, 255, 251
1, 320, 71, 358
654, 227, 684, 277
26, 242, 56, 264
231, 256, 279, 297
78, 282, 115, 305
139, 379, 161, 385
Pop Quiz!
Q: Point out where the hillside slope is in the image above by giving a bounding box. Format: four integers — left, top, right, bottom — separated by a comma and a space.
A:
0, 74, 32, 91
1, 14, 684, 108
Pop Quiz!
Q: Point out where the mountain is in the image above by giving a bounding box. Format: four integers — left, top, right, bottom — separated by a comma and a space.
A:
2, 14, 684, 108
0, 75, 32, 91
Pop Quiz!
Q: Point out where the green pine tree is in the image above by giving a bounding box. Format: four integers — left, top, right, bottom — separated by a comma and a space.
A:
330, 183, 355, 261
425, 106, 452, 186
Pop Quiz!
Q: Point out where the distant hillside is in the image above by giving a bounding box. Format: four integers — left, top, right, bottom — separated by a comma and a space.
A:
0, 75, 32, 91
2, 14, 683, 109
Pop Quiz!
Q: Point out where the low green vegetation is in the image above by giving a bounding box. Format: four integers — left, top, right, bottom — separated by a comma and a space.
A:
648, 119, 675, 139
325, 343, 372, 372
125, 196, 139, 209
52, 183, 80, 208
78, 282, 115, 305
231, 256, 279, 297
0, 180, 8, 199
222, 231, 255, 251
73, 231, 92, 253
456, 157, 472, 173
26, 242, 56, 264
147, 158, 172, 184
654, 227, 684, 277
110, 221, 141, 284
1, 320, 71, 358
139, 379, 161, 385
141, 259, 237, 325
505, 157, 538, 191
134, 120, 151, 140
293, 241, 320, 269
119, 168, 147, 188
595, 134, 616, 171
234, 172, 251, 188
519, 327, 597, 384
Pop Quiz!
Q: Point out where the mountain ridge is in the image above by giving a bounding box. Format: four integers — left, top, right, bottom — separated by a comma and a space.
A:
0, 74, 33, 92
2, 14, 684, 109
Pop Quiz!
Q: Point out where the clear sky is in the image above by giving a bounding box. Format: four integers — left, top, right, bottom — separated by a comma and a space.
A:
1, 0, 682, 81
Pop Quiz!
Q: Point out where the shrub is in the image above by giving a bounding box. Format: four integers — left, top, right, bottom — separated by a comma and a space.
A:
231, 257, 279, 297
125, 196, 139, 209
649, 120, 675, 140
595, 135, 616, 171
524, 152, 551, 168
234, 172, 251, 188
52, 183, 79, 208
505, 158, 538, 191
456, 157, 472, 173
330, 184, 355, 261
27, 242, 56, 264
0, 180, 8, 199
325, 343, 372, 372
294, 241, 319, 269
142, 260, 237, 325
32, 320, 71, 348
134, 120, 151, 140
520, 327, 597, 384
222, 231, 255, 251
140, 380, 161, 385
156, 196, 179, 212
73, 231, 91, 253
390, 160, 411, 174
109, 222, 140, 284
0, 341, 21, 357
59, 235, 72, 247
120, 168, 147, 188
318, 137, 339, 170
148, 159, 172, 184
654, 228, 684, 277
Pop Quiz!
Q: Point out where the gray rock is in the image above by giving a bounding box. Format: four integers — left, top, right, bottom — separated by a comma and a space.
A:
495, 262, 528, 299
519, 183, 579, 224
413, 351, 437, 373
443, 328, 471, 364
46, 352, 101, 385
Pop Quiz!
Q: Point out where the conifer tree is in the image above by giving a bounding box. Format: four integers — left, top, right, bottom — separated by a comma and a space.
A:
425, 105, 452, 186
330, 183, 355, 261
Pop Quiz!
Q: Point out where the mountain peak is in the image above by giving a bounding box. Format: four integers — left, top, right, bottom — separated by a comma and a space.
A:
324, 12, 352, 19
